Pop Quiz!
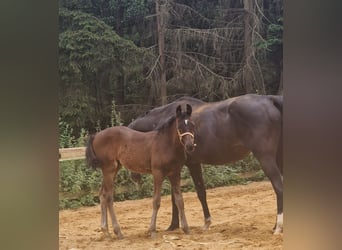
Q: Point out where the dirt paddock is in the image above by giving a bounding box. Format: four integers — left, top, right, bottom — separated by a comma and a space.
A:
59, 181, 283, 249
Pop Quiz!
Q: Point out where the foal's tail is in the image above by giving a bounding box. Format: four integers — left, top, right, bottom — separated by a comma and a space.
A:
85, 134, 101, 169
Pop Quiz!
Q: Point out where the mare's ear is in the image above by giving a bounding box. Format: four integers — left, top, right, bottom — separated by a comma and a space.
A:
176, 105, 182, 117
186, 104, 192, 116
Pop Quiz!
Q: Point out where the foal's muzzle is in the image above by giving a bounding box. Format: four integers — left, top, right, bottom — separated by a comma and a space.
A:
185, 143, 195, 153
178, 131, 196, 153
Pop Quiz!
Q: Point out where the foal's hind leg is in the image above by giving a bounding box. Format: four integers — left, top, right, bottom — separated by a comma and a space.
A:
254, 152, 283, 234
100, 163, 124, 239
99, 184, 109, 236
168, 171, 190, 234
148, 170, 164, 238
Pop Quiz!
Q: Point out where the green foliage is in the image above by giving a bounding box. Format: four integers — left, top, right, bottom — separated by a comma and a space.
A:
203, 165, 245, 188
59, 152, 265, 210
59, 117, 76, 148
59, 118, 88, 147
110, 100, 122, 127
59, 159, 102, 209
59, 8, 144, 135
256, 17, 283, 51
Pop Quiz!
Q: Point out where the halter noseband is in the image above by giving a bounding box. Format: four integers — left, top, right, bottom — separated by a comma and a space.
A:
176, 119, 196, 148
177, 130, 196, 147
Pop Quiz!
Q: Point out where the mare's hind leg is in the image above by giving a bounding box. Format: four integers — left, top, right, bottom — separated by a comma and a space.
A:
148, 170, 164, 238
168, 171, 190, 234
101, 163, 123, 239
254, 152, 283, 234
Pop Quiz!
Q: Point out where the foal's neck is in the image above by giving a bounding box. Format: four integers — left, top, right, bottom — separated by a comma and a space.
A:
156, 120, 183, 149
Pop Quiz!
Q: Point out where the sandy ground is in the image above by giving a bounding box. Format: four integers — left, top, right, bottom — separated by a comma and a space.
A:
59, 181, 283, 249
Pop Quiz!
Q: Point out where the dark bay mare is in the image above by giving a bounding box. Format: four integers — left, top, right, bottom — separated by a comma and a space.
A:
86, 104, 196, 239
128, 94, 283, 234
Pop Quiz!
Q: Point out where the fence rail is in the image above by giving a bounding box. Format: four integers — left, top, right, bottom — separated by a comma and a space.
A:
59, 147, 86, 161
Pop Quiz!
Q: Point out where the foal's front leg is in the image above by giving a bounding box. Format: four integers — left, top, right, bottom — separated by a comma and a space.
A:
148, 171, 164, 238
169, 171, 190, 234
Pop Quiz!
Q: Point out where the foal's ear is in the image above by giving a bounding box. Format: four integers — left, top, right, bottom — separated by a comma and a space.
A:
186, 104, 192, 116
176, 105, 182, 117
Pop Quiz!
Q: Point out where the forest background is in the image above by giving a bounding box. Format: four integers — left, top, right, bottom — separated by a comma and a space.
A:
59, 0, 283, 138
58, 0, 283, 209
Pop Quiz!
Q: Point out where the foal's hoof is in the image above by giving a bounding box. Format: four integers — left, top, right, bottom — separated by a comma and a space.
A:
114, 228, 124, 240
116, 233, 124, 240
203, 217, 212, 231
100, 228, 110, 237
166, 224, 179, 231
150, 231, 157, 239
145, 230, 157, 239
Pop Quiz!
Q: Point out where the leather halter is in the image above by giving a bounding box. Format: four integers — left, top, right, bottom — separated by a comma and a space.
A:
176, 119, 196, 148
177, 130, 195, 146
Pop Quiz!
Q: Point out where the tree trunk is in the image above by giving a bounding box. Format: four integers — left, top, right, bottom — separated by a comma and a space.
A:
156, 0, 167, 105
278, 62, 283, 94
243, 0, 254, 93
116, 0, 125, 104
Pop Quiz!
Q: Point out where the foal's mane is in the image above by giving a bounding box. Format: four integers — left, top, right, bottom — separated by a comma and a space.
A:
155, 111, 190, 133
155, 115, 176, 132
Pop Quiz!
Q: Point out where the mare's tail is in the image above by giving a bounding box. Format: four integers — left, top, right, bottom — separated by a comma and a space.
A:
268, 95, 283, 174
268, 95, 283, 115
85, 134, 101, 169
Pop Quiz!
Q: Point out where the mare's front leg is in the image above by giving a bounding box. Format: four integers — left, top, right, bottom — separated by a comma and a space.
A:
166, 192, 180, 231
167, 163, 211, 231
188, 163, 211, 230
169, 170, 190, 234
101, 163, 124, 239
148, 170, 164, 238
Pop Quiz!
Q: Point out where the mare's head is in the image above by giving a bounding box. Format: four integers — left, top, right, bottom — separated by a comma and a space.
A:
175, 104, 196, 153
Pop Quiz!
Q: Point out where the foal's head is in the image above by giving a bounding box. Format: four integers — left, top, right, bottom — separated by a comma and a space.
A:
176, 104, 196, 153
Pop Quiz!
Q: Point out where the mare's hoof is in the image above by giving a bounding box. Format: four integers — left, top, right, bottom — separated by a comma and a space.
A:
182, 228, 191, 235
166, 224, 179, 231
273, 227, 283, 235
203, 217, 212, 231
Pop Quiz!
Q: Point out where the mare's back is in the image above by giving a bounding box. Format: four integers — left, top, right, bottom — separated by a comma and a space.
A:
129, 96, 205, 131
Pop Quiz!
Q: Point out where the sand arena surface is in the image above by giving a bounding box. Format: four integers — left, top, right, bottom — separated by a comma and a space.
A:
59, 181, 283, 249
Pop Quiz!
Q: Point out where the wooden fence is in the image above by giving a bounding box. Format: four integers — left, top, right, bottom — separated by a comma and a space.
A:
59, 147, 86, 161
